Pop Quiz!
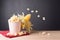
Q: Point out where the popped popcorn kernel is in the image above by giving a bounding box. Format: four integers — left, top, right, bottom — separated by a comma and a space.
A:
42, 32, 47, 35
8, 15, 20, 22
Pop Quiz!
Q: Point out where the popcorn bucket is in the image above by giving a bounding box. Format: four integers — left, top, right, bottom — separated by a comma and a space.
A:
8, 21, 21, 34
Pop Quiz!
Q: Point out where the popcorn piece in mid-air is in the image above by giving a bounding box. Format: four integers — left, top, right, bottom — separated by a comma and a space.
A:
42, 17, 46, 20
37, 15, 40, 18
27, 8, 30, 11
31, 10, 34, 13
35, 10, 38, 13
22, 12, 25, 16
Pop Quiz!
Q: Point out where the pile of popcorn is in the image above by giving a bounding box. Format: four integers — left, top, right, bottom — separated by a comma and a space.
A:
8, 15, 20, 22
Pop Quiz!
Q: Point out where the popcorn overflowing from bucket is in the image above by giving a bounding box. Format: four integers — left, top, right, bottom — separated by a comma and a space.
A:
8, 15, 20, 22
7, 13, 32, 36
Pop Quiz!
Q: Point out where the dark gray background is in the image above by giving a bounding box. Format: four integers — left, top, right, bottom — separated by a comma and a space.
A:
0, 0, 60, 30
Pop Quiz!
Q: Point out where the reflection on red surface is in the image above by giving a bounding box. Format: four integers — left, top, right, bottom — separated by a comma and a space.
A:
0, 30, 29, 38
